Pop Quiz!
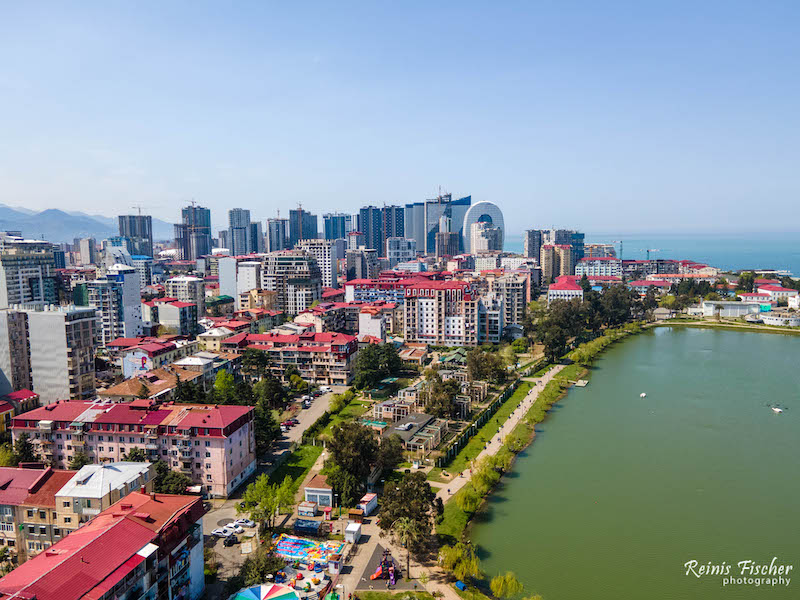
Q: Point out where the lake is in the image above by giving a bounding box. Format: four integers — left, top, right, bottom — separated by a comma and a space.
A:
469, 327, 799, 599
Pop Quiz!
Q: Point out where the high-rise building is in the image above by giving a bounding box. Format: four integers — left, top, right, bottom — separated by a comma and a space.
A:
585, 243, 617, 258
260, 251, 322, 314
404, 201, 425, 251
165, 276, 206, 319
543, 229, 584, 264
435, 232, 460, 258
463, 201, 504, 254
117, 214, 153, 258
540, 244, 574, 281
323, 213, 354, 240
228, 208, 252, 256
424, 194, 471, 255
174, 205, 212, 260
386, 237, 417, 268
289, 208, 318, 247
296, 239, 339, 289
218, 229, 230, 251
347, 231, 365, 251
87, 264, 143, 345
131, 255, 153, 291
358, 206, 383, 252
490, 273, 529, 327
79, 238, 97, 265
250, 221, 265, 253
0, 304, 96, 404
0, 233, 58, 308
345, 248, 380, 280
403, 280, 479, 347
523, 229, 544, 261
266, 218, 289, 252
0, 310, 32, 394
470, 221, 503, 254
382, 206, 404, 253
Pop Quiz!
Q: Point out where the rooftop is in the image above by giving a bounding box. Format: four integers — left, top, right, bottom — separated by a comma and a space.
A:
56, 462, 152, 500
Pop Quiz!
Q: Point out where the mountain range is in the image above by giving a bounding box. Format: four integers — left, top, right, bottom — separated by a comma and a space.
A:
0, 205, 174, 244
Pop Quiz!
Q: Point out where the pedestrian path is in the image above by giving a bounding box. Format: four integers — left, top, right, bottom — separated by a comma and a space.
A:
435, 364, 566, 503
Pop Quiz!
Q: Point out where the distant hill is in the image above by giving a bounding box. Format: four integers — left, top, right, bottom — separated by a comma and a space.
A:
0, 205, 175, 243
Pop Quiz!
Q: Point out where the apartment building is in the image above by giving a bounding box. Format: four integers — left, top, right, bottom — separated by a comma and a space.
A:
344, 276, 428, 304
165, 276, 205, 318
12, 400, 255, 498
0, 491, 206, 600
296, 239, 339, 289
540, 244, 574, 281
88, 264, 143, 345
222, 331, 358, 385
0, 304, 96, 405
260, 250, 322, 315
0, 233, 58, 309
575, 256, 623, 278
403, 281, 479, 347
489, 273, 528, 328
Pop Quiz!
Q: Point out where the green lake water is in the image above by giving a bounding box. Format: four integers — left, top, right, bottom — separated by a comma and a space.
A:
469, 327, 800, 599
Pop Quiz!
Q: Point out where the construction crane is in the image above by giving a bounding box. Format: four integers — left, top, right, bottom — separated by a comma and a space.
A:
131, 204, 149, 216
646, 248, 661, 260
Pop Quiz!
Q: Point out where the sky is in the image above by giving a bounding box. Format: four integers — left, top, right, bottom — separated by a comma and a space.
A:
1, 1, 799, 234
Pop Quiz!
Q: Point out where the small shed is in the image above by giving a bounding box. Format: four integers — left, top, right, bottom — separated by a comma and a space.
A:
304, 474, 334, 508
298, 501, 317, 517
293, 519, 323, 537
322, 506, 333, 521
357, 493, 378, 516
348, 508, 364, 523
328, 553, 342, 575
344, 522, 362, 544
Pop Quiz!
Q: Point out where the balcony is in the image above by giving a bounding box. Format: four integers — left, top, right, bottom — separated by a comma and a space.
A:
39, 437, 53, 445
178, 463, 192, 473
72, 438, 86, 447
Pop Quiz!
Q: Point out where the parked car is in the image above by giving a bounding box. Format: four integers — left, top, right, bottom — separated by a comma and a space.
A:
211, 527, 234, 537
229, 524, 244, 534
301, 395, 311, 401
319, 386, 332, 393
289, 418, 299, 425
223, 535, 238, 547
234, 518, 256, 528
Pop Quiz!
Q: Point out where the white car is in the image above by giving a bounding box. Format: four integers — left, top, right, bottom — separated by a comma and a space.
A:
234, 518, 256, 528
211, 527, 234, 537
229, 524, 244, 534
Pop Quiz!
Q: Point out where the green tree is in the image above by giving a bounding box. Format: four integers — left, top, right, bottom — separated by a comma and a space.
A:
239, 473, 280, 528
137, 383, 150, 399
124, 447, 147, 462
13, 433, 36, 464
579, 273, 592, 293
237, 546, 286, 586
376, 434, 404, 474
69, 451, 93, 470
326, 422, 378, 503
423, 374, 462, 418
0, 444, 17, 467
392, 517, 417, 579
253, 376, 286, 409
439, 542, 482, 581
241, 348, 270, 379
737, 271, 755, 293
152, 460, 193, 494
214, 370, 236, 404
253, 397, 280, 456
378, 472, 436, 555
353, 343, 402, 389
490, 571, 524, 598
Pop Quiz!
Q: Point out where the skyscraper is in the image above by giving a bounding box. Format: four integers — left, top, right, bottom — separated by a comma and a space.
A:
288, 208, 318, 247
228, 208, 252, 256
404, 202, 425, 251
462, 201, 504, 254
358, 206, 383, 252
424, 194, 471, 255
0, 233, 57, 308
470, 221, 503, 254
118, 215, 153, 258
381, 206, 404, 253
296, 239, 339, 288
266, 218, 288, 252
87, 264, 143, 345
174, 205, 212, 260
322, 213, 353, 240
523, 230, 544, 261
250, 221, 265, 253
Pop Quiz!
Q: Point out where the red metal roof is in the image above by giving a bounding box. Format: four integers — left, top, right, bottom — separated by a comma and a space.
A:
549, 278, 583, 291
0, 467, 49, 507
2, 389, 38, 401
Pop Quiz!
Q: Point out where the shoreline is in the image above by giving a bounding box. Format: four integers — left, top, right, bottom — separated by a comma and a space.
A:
653, 319, 800, 336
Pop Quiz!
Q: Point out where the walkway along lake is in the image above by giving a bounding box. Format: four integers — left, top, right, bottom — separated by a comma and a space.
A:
469, 327, 799, 600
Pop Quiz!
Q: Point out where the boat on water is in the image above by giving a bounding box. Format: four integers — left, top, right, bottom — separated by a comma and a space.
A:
771, 407, 784, 414
640, 392, 647, 398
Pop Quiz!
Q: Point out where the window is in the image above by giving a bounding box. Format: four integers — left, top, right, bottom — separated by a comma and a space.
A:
195, 463, 200, 469
162, 450, 167, 455
27, 526, 35, 535
85, 500, 92, 508
39, 511, 45, 519
64, 517, 71, 524
66, 446, 72, 451
129, 437, 135, 443
26, 509, 33, 518
58, 444, 63, 450
54, 528, 61, 537
205, 463, 211, 470
98, 447, 104, 452
39, 526, 46, 535
195, 452, 200, 458
205, 441, 210, 447
98, 436, 104, 442
205, 452, 211, 458
194, 440, 199, 446
56, 433, 62, 439
62, 501, 70, 508
171, 440, 177, 446
206, 474, 212, 481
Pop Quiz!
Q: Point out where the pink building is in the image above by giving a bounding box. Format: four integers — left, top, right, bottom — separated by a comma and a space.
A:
11, 400, 255, 498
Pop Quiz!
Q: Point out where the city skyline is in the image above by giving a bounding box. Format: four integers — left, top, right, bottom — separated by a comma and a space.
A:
2, 2, 799, 234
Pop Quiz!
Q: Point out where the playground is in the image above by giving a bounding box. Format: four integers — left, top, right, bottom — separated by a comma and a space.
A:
271, 533, 345, 567
356, 545, 410, 590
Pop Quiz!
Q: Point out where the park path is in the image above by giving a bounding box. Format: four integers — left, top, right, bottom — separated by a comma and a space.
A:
435, 364, 566, 503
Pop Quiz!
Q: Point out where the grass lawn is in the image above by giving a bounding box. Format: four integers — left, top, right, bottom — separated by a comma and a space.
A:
439, 381, 533, 476
454, 585, 492, 600
268, 445, 323, 493
320, 398, 373, 437
437, 495, 471, 541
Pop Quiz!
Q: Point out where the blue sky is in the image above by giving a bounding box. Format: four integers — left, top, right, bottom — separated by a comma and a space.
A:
1, 1, 798, 234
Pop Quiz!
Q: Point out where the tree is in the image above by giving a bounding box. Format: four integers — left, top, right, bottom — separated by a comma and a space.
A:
289, 374, 308, 393
423, 374, 462, 418
378, 472, 435, 555
241, 348, 270, 379
534, 299, 583, 363
275, 475, 295, 514
439, 542, 482, 581
124, 447, 147, 462
738, 271, 755, 293
0, 444, 17, 467
579, 273, 591, 293
491, 572, 524, 598
137, 383, 150, 399
214, 370, 236, 404
376, 434, 404, 474
326, 422, 378, 503
253, 376, 286, 409
253, 397, 280, 456
13, 433, 36, 464
392, 517, 417, 579
237, 545, 286, 586
69, 451, 92, 470
239, 473, 280, 528
354, 343, 402, 389
233, 380, 254, 406
153, 460, 193, 494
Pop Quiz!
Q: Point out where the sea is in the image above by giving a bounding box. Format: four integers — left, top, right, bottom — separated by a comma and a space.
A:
504, 232, 800, 276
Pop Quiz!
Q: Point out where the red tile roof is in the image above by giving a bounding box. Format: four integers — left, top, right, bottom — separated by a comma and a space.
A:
23, 469, 75, 508
628, 280, 671, 287
757, 285, 797, 293
0, 467, 50, 506
2, 389, 38, 402
549, 278, 583, 291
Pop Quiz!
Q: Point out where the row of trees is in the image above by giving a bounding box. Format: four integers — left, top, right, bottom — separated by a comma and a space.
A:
353, 343, 402, 389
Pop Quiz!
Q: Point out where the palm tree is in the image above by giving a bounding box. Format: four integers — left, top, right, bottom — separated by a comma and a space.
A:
392, 517, 417, 581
